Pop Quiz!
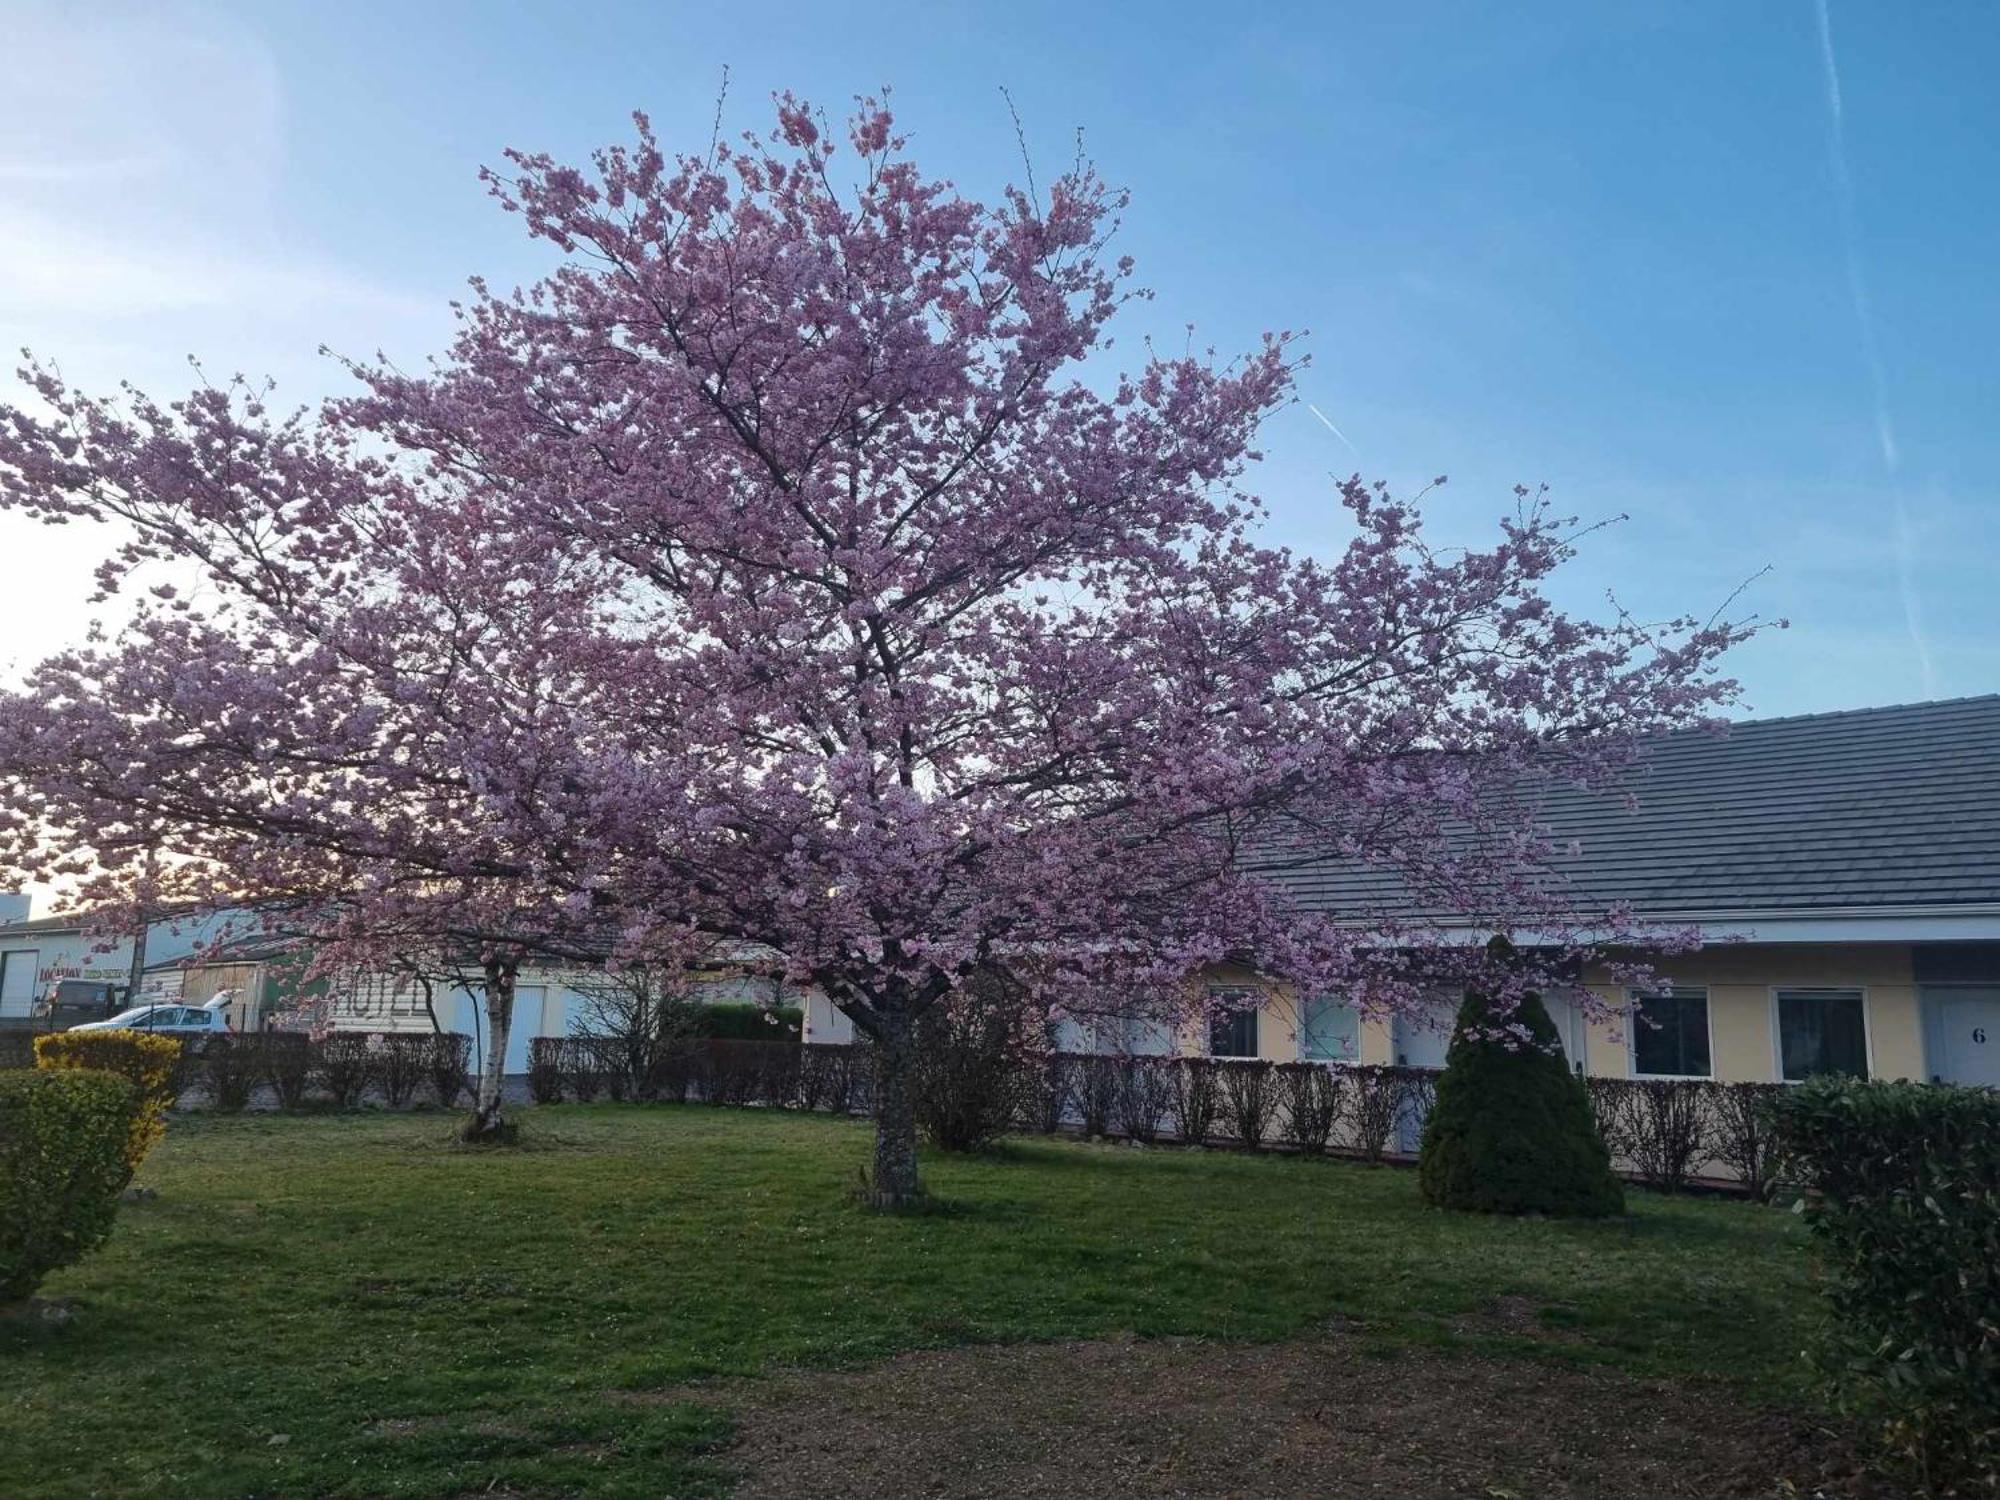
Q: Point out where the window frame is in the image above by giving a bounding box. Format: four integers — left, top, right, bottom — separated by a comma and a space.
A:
1769, 985, 1872, 1083
1206, 988, 1260, 1060
1625, 986, 1714, 1081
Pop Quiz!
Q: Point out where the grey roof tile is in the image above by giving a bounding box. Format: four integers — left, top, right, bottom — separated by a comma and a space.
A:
1276, 695, 2000, 918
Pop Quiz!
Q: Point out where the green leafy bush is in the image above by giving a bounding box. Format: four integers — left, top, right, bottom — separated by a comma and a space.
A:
35, 1030, 181, 1182
1418, 981, 1623, 1218
1769, 1077, 1999, 1494
694, 1003, 803, 1040
0, 1069, 133, 1302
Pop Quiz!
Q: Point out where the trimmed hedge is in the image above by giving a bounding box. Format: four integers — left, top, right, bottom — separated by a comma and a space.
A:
695, 1003, 803, 1041
39, 1012, 1783, 1203
1770, 1077, 2000, 1494
34, 1030, 182, 1183
1, 1068, 134, 1302
0, 1029, 48, 1071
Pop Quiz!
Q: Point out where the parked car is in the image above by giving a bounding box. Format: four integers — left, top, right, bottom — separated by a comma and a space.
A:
68, 998, 233, 1052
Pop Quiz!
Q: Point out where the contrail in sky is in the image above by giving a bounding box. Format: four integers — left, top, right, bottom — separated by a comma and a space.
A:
1306, 402, 1361, 459
1815, 0, 1935, 693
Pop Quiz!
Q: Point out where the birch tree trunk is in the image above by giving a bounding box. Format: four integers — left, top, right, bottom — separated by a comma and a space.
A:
461, 959, 516, 1142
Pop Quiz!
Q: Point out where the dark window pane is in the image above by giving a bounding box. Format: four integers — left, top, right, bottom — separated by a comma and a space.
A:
1633, 990, 1710, 1077
1209, 1003, 1258, 1058
1778, 989, 1869, 1081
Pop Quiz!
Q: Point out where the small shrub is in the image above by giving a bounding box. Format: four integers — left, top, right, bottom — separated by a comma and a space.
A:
526, 1036, 565, 1104
564, 1037, 613, 1102
1018, 1052, 1072, 1134
1417, 973, 1623, 1218
1075, 1054, 1119, 1137
1217, 1059, 1277, 1149
702, 1040, 771, 1106
650, 1042, 697, 1103
0, 1069, 134, 1303
316, 1034, 376, 1108
914, 981, 1027, 1151
798, 1043, 855, 1113
260, 1032, 313, 1109
35, 1030, 181, 1182
601, 1040, 633, 1102
1277, 1062, 1342, 1153
374, 1035, 429, 1109
1769, 1078, 2000, 1494
1708, 1082, 1787, 1203
427, 1032, 472, 1109
1168, 1057, 1220, 1147
1583, 1076, 1635, 1160
1341, 1065, 1402, 1163
202, 1035, 259, 1112
756, 1041, 801, 1107
844, 1041, 877, 1116
1619, 1079, 1712, 1193
1115, 1057, 1172, 1144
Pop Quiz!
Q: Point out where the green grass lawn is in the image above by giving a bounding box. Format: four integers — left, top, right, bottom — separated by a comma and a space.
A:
2, 1104, 1818, 1499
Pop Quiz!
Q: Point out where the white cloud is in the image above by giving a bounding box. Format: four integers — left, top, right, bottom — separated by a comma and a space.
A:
0, 5, 450, 787
0, 208, 437, 321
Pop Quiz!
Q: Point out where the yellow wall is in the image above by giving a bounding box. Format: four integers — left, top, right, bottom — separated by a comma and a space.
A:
808, 944, 1931, 1084
1206, 967, 1404, 1066
1217, 944, 1926, 1083
1579, 943, 1923, 1083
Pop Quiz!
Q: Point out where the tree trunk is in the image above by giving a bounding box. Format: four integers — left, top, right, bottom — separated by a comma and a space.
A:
864, 1006, 926, 1209
461, 960, 515, 1142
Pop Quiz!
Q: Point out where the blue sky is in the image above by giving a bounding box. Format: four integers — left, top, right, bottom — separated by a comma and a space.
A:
2, 1, 1995, 718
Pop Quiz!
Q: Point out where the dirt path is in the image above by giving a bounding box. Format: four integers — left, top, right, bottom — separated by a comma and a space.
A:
699, 1333, 1875, 1499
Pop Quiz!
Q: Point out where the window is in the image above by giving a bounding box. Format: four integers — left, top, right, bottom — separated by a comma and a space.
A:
1300, 995, 1359, 1062
1776, 987, 1869, 1081
1098, 1016, 1174, 1056
1630, 988, 1711, 1078
1208, 990, 1259, 1058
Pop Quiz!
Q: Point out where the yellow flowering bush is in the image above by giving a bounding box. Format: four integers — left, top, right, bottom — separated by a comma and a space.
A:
35, 1031, 182, 1182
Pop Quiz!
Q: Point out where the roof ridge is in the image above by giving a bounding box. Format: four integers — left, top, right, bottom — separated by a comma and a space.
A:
1718, 693, 2000, 733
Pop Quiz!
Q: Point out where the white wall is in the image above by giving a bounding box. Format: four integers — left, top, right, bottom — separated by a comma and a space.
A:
0, 911, 230, 1017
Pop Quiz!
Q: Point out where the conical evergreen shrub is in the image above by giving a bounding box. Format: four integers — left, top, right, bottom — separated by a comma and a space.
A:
1418, 964, 1623, 1218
